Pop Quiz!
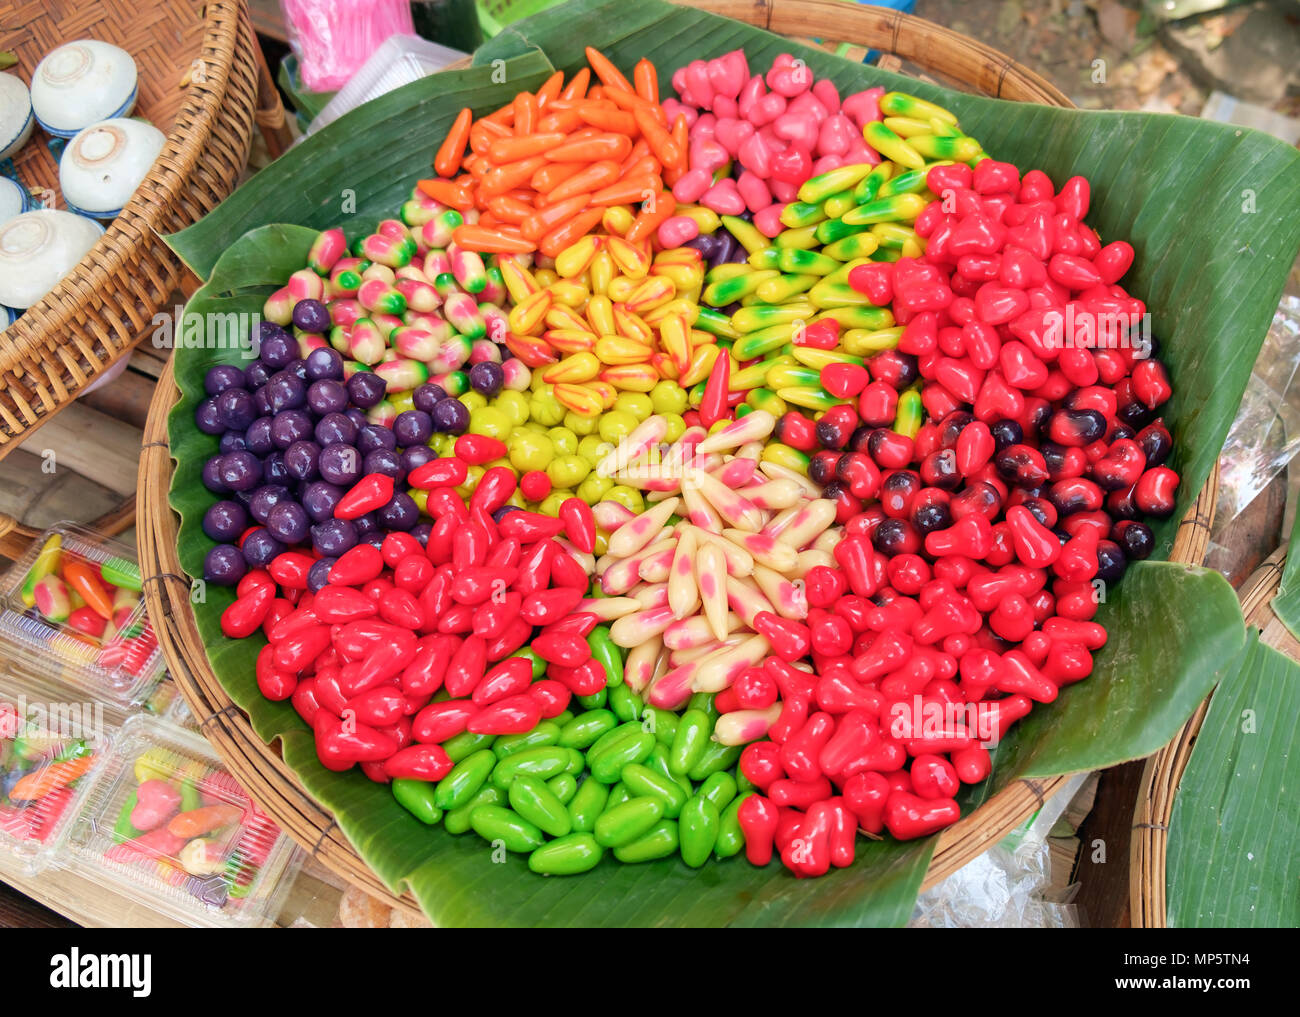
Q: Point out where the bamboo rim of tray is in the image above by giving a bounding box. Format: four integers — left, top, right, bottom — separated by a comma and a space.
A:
0, 0, 290, 459
1130, 545, 1297, 927
136, 0, 1216, 917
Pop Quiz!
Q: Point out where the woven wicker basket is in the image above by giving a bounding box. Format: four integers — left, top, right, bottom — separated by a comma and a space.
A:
1130, 546, 1294, 927
0, 0, 290, 458
135, 0, 1219, 918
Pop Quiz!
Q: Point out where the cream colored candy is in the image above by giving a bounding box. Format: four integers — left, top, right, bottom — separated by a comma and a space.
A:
691, 634, 770, 693
772, 499, 836, 548
668, 529, 700, 619
609, 604, 676, 648
606, 497, 679, 558
694, 410, 776, 454
714, 704, 783, 746
622, 635, 663, 693
663, 612, 742, 650
696, 541, 729, 642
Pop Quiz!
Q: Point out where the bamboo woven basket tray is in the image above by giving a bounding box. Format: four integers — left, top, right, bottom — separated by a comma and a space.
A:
0, 0, 290, 458
136, 0, 1218, 919
1130, 545, 1294, 928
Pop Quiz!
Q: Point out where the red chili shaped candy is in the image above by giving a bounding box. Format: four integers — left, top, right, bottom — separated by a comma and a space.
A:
383, 744, 453, 782
336, 474, 396, 520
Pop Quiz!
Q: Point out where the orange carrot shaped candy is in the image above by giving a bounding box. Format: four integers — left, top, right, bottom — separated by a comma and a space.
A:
585, 47, 634, 93
61, 559, 113, 619
435, 107, 473, 178
8, 754, 97, 802
167, 803, 244, 839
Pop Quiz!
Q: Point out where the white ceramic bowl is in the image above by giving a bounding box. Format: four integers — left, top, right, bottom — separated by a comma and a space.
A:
0, 176, 31, 226
30, 40, 138, 138
0, 72, 34, 159
60, 117, 165, 218
0, 209, 104, 309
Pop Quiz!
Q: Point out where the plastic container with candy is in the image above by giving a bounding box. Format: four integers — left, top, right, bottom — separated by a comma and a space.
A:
0, 523, 165, 708
0, 670, 109, 875
64, 716, 302, 927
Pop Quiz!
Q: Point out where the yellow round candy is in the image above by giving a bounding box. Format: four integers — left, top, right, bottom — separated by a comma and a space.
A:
597, 409, 638, 446
563, 411, 598, 436
468, 406, 511, 440
547, 454, 591, 489
577, 434, 612, 466
508, 430, 555, 474
495, 390, 530, 427
547, 426, 579, 457
602, 485, 645, 513
456, 463, 485, 500
614, 392, 653, 421
408, 488, 429, 515
461, 391, 488, 413
661, 412, 686, 444
528, 396, 566, 427
390, 391, 416, 414
576, 474, 613, 504
650, 380, 688, 416
539, 489, 575, 517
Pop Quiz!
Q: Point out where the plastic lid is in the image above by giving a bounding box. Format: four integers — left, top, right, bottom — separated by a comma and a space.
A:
0, 522, 164, 707
65, 715, 302, 927
0, 670, 110, 875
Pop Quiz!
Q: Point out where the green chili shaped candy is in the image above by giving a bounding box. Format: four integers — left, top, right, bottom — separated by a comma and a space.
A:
529, 833, 604, 876
469, 805, 545, 853
490, 747, 572, 789
714, 792, 752, 858
558, 709, 618, 750
687, 741, 742, 782
587, 626, 624, 688
567, 778, 609, 832
607, 684, 643, 723
612, 820, 679, 863
679, 795, 720, 868
547, 773, 578, 805
393, 779, 443, 826
621, 763, 688, 819
434, 749, 497, 810
442, 730, 496, 762
697, 771, 737, 813
509, 775, 572, 838
589, 730, 655, 784
444, 785, 505, 835
668, 709, 711, 776
494, 722, 561, 759
594, 796, 664, 848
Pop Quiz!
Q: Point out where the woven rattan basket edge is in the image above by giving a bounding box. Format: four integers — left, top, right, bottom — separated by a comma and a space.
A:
137, 0, 1218, 918
1129, 547, 1297, 928
0, 1, 266, 457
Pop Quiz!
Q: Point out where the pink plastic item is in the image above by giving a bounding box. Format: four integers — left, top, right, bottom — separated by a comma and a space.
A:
282, 0, 416, 92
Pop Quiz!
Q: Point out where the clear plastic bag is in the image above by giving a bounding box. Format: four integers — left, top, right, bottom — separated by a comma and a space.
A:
281, 0, 416, 93
1213, 287, 1300, 525
909, 774, 1087, 928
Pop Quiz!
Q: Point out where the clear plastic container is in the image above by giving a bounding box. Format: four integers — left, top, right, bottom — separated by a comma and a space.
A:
0, 671, 111, 875
65, 716, 303, 927
0, 523, 164, 707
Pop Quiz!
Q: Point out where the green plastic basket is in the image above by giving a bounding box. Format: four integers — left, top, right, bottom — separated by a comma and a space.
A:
476, 0, 563, 37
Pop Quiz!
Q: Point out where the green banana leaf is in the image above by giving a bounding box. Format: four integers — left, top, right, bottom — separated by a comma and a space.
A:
1166, 631, 1300, 927
164, 0, 1293, 924
1268, 515, 1300, 640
